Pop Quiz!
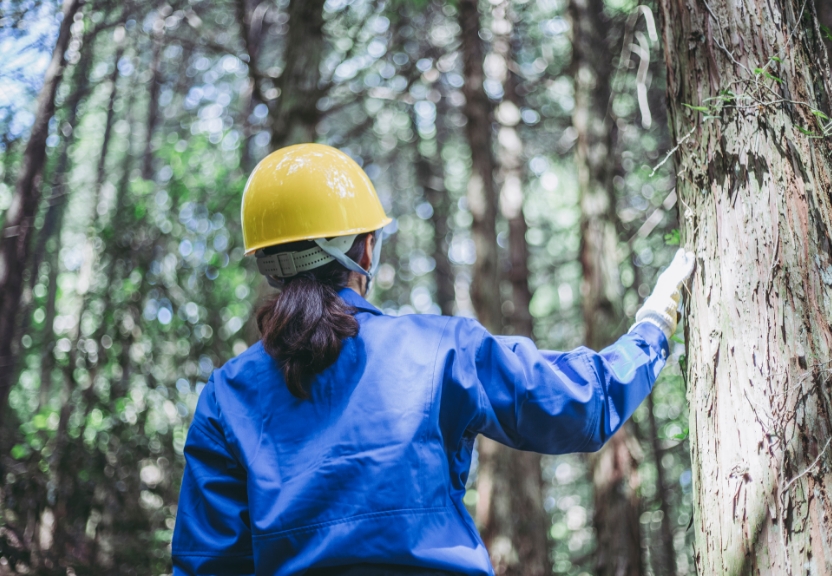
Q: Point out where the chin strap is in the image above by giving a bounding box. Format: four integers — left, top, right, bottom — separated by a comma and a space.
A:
256, 231, 383, 281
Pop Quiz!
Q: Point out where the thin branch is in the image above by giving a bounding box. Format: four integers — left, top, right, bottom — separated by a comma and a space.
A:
780, 437, 832, 495
650, 124, 697, 177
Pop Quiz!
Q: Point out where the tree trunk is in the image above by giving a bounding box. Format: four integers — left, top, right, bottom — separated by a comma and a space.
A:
493, 0, 533, 339
658, 0, 832, 572
412, 111, 455, 316
646, 393, 677, 575
569, 0, 645, 573
458, 2, 548, 574
269, 0, 326, 149
0, 0, 83, 413
142, 14, 164, 180
20, 37, 98, 408
459, 0, 501, 333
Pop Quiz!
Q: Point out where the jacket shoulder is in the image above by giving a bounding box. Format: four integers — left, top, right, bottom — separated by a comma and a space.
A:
215, 341, 276, 381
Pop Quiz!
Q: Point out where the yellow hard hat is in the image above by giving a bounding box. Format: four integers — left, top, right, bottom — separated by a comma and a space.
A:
241, 143, 392, 255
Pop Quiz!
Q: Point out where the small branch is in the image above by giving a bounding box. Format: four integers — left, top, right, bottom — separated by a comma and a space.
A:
780, 436, 832, 495
650, 124, 697, 177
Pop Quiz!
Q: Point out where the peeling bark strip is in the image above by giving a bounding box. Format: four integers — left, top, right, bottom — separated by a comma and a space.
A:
0, 0, 83, 413
657, 0, 832, 573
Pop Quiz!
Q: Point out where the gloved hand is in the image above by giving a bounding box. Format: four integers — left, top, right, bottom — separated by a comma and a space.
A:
633, 248, 695, 339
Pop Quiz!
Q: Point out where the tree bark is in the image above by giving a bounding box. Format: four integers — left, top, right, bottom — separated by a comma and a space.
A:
0, 0, 83, 413
569, 0, 645, 573
458, 2, 549, 574
657, 0, 832, 572
269, 0, 326, 149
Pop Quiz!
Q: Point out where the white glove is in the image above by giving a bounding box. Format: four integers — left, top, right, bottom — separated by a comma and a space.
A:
633, 248, 695, 339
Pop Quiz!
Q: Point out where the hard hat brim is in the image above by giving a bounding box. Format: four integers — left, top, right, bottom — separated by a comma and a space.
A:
243, 217, 392, 256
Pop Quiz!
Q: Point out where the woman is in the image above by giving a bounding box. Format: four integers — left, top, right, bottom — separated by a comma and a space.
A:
172, 144, 694, 576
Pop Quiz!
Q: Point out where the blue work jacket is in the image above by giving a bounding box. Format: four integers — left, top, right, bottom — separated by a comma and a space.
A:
172, 287, 668, 575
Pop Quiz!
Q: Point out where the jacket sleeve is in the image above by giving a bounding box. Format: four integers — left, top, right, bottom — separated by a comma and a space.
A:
446, 320, 668, 454
172, 378, 255, 576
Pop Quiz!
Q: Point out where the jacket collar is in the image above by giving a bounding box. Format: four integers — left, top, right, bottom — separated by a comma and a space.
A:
338, 287, 383, 315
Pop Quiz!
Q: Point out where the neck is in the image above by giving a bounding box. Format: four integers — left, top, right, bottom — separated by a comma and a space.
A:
346, 272, 366, 297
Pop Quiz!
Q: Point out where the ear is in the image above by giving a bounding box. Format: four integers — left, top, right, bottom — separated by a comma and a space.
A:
358, 234, 375, 271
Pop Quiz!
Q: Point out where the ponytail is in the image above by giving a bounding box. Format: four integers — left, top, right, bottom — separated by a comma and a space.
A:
256, 234, 368, 398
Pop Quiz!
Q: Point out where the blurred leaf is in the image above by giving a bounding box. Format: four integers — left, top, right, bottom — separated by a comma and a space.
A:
811, 109, 830, 121
671, 427, 689, 440
664, 229, 680, 245
682, 103, 709, 112
11, 444, 31, 459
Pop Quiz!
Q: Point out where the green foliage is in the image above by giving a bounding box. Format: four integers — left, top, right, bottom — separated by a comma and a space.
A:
664, 228, 680, 245
682, 103, 709, 113
753, 67, 783, 84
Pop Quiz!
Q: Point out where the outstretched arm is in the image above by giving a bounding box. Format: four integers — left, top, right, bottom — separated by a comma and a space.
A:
444, 249, 694, 454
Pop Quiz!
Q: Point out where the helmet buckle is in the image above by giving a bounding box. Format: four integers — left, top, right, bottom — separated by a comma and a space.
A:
276, 253, 297, 277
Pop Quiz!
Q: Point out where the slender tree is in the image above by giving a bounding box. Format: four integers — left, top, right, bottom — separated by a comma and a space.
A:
568, 0, 645, 573
645, 393, 677, 574
142, 8, 166, 179
493, 0, 533, 338
269, 0, 327, 148
412, 107, 455, 315
458, 2, 549, 574
0, 0, 84, 413
658, 0, 832, 572
458, 0, 501, 333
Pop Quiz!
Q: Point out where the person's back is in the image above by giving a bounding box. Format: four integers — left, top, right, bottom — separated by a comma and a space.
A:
171, 144, 694, 576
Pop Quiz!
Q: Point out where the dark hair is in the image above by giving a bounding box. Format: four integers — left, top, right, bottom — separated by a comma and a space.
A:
256, 234, 369, 398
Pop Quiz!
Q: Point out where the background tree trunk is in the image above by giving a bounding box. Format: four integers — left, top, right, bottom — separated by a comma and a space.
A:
413, 108, 455, 316
459, 0, 501, 333
658, 0, 832, 572
269, 0, 326, 148
569, 0, 644, 573
0, 0, 83, 413
646, 393, 677, 574
142, 11, 165, 180
458, 2, 549, 574
493, 0, 533, 339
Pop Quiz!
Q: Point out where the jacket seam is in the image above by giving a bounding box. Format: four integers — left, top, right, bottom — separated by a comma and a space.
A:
251, 506, 452, 540
426, 316, 454, 504
229, 359, 271, 467
471, 325, 490, 434
174, 551, 254, 558
575, 353, 603, 452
